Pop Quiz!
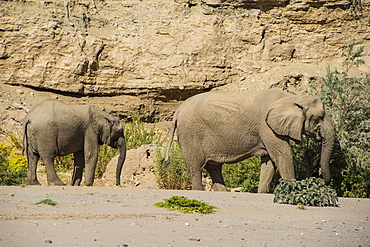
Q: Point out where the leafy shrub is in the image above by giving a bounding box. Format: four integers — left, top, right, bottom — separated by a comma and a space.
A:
0, 139, 27, 186
292, 40, 370, 198
54, 154, 74, 173
124, 113, 162, 150
222, 157, 261, 193
273, 178, 338, 207
290, 138, 322, 181
95, 144, 118, 179
0, 168, 27, 186
155, 142, 191, 190
8, 133, 23, 150
154, 196, 217, 214
316, 40, 369, 197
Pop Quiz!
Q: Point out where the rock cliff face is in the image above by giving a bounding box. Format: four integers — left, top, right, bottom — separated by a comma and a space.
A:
1, 0, 369, 121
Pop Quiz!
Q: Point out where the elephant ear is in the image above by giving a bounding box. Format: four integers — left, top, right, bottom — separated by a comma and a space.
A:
266, 96, 305, 141
91, 108, 113, 145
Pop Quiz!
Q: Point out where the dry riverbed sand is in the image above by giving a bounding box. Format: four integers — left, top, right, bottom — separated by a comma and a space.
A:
0, 186, 369, 247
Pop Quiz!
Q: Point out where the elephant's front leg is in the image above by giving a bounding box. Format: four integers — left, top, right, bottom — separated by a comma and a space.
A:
72, 151, 84, 186
83, 145, 98, 186
262, 134, 295, 188
258, 156, 276, 193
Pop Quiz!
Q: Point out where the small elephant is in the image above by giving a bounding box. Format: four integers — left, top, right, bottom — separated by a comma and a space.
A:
164, 88, 335, 193
23, 99, 126, 186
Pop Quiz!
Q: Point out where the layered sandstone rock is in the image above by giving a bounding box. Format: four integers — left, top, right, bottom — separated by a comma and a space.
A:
0, 0, 369, 121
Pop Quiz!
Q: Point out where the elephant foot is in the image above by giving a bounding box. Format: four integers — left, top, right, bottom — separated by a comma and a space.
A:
48, 180, 65, 186
315, 178, 325, 185
27, 180, 41, 186
72, 179, 82, 186
257, 185, 270, 193
191, 184, 204, 190
213, 183, 229, 192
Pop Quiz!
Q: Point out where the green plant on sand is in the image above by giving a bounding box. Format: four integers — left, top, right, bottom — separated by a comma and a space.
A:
273, 178, 338, 207
154, 196, 217, 214
34, 198, 58, 206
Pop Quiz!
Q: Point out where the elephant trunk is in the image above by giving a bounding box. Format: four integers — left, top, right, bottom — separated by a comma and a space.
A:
319, 115, 335, 185
116, 136, 126, 186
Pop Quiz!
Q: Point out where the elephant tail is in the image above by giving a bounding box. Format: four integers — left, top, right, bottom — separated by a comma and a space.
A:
163, 118, 177, 166
22, 117, 30, 157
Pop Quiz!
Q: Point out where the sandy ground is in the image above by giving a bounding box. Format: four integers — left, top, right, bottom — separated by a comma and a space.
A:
0, 186, 369, 247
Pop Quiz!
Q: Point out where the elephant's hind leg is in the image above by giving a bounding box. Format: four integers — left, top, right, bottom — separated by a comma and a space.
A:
189, 166, 203, 190
72, 151, 84, 186
182, 154, 204, 190
205, 162, 228, 192
43, 156, 65, 186
26, 150, 41, 186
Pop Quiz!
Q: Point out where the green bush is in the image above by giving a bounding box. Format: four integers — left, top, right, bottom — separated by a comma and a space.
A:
96, 144, 118, 179
273, 178, 338, 207
155, 142, 191, 190
54, 154, 74, 173
316, 41, 370, 198
222, 157, 261, 193
292, 40, 370, 198
0, 139, 27, 186
154, 196, 217, 214
124, 113, 162, 150
290, 138, 322, 181
0, 168, 27, 186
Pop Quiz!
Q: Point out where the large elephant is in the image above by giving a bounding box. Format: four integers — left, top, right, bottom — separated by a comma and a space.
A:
164, 88, 335, 193
23, 99, 126, 186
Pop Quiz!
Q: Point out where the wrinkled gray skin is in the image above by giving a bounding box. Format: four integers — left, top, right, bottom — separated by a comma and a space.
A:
23, 99, 126, 186
164, 89, 335, 193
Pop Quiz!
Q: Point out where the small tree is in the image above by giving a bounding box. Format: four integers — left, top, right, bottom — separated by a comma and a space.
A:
315, 40, 369, 197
